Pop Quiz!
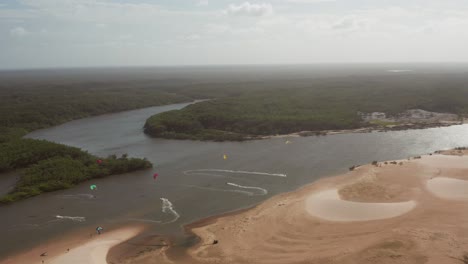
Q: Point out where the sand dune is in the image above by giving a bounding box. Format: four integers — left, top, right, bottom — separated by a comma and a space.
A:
306, 189, 416, 221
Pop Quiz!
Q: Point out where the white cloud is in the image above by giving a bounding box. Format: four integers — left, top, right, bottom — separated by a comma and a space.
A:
10, 26, 29, 36
197, 0, 209, 6
224, 2, 273, 17
182, 34, 201, 41
18, 0, 164, 24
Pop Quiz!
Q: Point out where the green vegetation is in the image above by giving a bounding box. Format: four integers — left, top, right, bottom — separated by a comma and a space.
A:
0, 139, 152, 204
0, 86, 191, 131
145, 74, 468, 141
369, 120, 399, 126
0, 85, 185, 203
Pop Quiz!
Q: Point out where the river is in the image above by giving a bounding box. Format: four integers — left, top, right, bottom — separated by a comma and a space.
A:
2, 101, 468, 259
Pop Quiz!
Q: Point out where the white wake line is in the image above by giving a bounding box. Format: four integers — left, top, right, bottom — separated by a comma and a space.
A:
55, 215, 86, 222
127, 198, 180, 224
184, 169, 287, 178
226, 182, 268, 195
161, 198, 180, 224
184, 184, 256, 196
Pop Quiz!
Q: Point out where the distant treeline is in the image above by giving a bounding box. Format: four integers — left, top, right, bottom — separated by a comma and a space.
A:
0, 85, 191, 133
145, 73, 468, 141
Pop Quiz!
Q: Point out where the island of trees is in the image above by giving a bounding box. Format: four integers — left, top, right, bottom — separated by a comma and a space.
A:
0, 84, 190, 203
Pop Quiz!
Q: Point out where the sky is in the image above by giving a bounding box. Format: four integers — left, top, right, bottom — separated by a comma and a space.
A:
1, 0, 468, 69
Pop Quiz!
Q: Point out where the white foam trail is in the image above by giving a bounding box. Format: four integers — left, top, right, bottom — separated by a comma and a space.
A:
184, 184, 253, 196
55, 215, 86, 222
184, 169, 286, 178
160, 198, 180, 224
226, 182, 268, 195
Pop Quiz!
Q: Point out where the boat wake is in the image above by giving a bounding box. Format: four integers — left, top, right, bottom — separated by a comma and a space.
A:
55, 215, 86, 222
183, 184, 255, 196
184, 169, 286, 178
127, 198, 180, 224
226, 182, 268, 195
160, 198, 180, 224
183, 169, 281, 196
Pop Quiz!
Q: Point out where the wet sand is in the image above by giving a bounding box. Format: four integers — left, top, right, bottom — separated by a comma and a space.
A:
1, 226, 144, 264
170, 153, 468, 264
5, 153, 468, 264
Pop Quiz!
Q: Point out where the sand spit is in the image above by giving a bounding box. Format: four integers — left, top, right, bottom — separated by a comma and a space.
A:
1, 226, 143, 264
175, 153, 468, 264
305, 189, 416, 221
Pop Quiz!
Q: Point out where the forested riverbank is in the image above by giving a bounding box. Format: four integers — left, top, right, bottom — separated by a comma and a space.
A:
145, 73, 468, 141
0, 84, 189, 203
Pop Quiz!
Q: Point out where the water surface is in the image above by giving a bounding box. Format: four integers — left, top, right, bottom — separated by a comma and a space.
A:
2, 102, 468, 259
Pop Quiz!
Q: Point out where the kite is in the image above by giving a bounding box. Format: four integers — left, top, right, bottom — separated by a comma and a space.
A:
223, 154, 227, 160
97, 159, 102, 164
153, 173, 159, 180
90, 184, 97, 190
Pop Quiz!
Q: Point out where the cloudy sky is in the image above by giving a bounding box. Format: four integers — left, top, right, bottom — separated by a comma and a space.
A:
1, 0, 468, 69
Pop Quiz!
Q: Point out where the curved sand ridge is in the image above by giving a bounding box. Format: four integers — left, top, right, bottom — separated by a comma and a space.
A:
306, 189, 416, 221
427, 177, 468, 200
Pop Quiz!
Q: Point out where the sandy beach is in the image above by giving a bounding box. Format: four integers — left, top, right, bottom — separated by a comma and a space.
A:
177, 153, 468, 264
1, 226, 144, 264
5, 152, 468, 264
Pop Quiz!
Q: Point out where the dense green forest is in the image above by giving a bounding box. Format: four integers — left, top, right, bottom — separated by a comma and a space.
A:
145, 74, 468, 141
0, 85, 188, 203
0, 139, 152, 203
0, 85, 191, 132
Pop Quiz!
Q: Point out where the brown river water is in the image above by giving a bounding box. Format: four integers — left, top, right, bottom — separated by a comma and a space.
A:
2, 101, 468, 260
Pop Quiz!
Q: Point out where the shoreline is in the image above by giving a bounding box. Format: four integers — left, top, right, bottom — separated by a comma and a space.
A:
4, 148, 468, 263
0, 224, 146, 264
260, 120, 465, 140
177, 151, 468, 264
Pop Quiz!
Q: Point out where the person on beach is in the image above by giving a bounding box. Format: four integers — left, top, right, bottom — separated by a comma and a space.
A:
96, 226, 103, 235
